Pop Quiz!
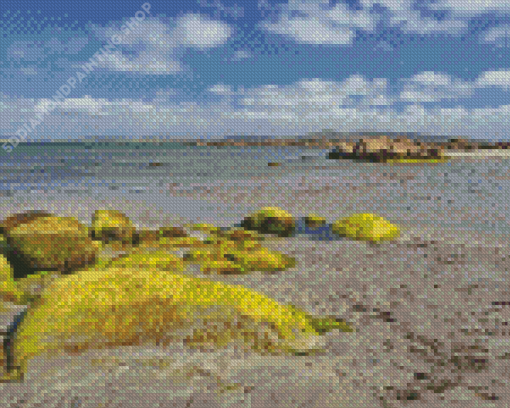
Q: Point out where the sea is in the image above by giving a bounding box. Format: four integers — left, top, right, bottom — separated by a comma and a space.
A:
0, 141, 509, 244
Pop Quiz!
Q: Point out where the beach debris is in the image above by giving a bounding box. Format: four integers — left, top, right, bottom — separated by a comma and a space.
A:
91, 209, 136, 245
304, 214, 326, 229
241, 207, 296, 237
0, 267, 354, 382
332, 213, 400, 242
3, 215, 97, 273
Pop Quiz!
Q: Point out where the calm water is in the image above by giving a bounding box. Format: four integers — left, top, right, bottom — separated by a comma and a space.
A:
0, 142, 509, 240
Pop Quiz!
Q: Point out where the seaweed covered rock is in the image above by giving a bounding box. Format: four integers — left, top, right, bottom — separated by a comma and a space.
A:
304, 214, 326, 229
91, 210, 136, 244
332, 213, 400, 242
0, 266, 354, 382
4, 215, 97, 272
186, 237, 295, 274
0, 254, 27, 305
107, 251, 184, 273
241, 207, 295, 237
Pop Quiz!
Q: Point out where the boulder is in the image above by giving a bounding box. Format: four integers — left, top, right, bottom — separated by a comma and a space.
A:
4, 215, 97, 272
0, 211, 53, 234
332, 213, 400, 242
241, 207, 295, 237
304, 214, 326, 229
91, 210, 136, 244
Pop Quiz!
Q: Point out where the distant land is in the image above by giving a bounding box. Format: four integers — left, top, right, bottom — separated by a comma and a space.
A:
1, 130, 509, 150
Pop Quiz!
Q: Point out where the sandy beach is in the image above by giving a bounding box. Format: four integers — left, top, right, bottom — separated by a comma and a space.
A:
1, 187, 510, 407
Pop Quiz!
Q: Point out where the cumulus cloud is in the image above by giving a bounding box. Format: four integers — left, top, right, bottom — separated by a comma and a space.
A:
258, 0, 378, 45
480, 25, 510, 47
399, 71, 475, 102
88, 14, 233, 75
475, 70, 510, 90
259, 0, 510, 44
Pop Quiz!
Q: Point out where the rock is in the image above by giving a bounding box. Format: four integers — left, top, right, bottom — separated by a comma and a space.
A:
158, 226, 188, 238
241, 207, 295, 237
4, 215, 97, 272
0, 211, 53, 234
0, 254, 27, 304
186, 238, 295, 274
304, 214, 326, 229
188, 223, 220, 235
332, 213, 400, 242
329, 136, 442, 162
106, 251, 184, 273
214, 228, 265, 242
91, 210, 136, 244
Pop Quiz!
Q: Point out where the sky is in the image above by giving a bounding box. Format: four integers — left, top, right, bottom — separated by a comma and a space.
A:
1, 0, 510, 141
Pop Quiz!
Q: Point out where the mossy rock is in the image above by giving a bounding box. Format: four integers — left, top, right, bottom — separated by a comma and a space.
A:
188, 223, 221, 234
214, 228, 265, 242
0, 211, 53, 234
0, 254, 28, 304
226, 248, 296, 272
304, 214, 326, 228
91, 210, 136, 244
187, 244, 296, 274
107, 251, 184, 273
5, 216, 97, 272
332, 213, 400, 242
241, 207, 295, 237
158, 226, 188, 238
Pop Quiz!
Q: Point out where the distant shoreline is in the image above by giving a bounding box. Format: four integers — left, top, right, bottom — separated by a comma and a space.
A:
2, 135, 510, 152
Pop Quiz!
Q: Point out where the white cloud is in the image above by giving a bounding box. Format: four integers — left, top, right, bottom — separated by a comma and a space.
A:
476, 70, 510, 90
88, 14, 232, 75
480, 25, 510, 47
259, 0, 510, 44
399, 71, 475, 102
259, 0, 378, 45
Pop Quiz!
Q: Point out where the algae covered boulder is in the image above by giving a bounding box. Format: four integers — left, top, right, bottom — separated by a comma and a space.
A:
0, 265, 354, 382
241, 207, 295, 237
186, 237, 295, 274
304, 214, 326, 229
4, 215, 97, 272
0, 254, 27, 305
91, 210, 136, 244
332, 213, 400, 242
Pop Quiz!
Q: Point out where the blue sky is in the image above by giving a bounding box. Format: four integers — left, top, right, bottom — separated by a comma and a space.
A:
1, 0, 510, 140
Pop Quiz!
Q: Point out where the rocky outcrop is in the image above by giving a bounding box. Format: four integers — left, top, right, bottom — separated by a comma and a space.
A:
329, 136, 443, 162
